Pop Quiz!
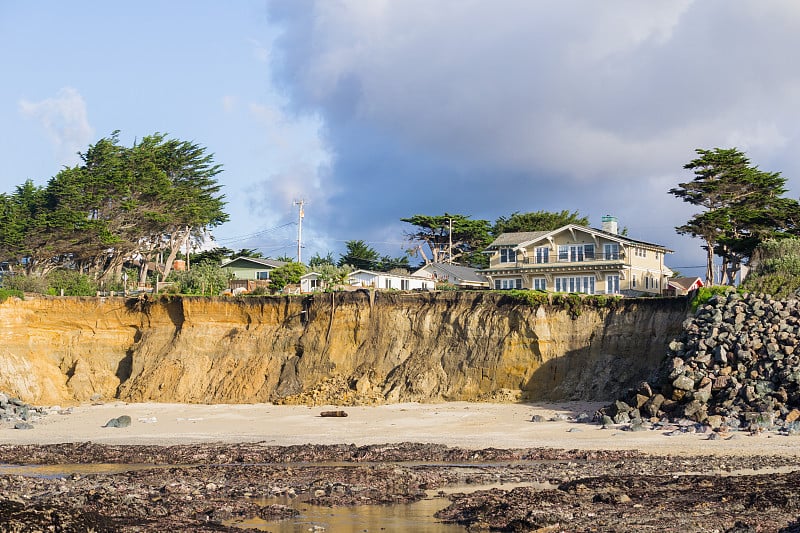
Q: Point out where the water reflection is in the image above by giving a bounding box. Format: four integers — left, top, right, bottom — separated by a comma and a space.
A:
233, 496, 466, 532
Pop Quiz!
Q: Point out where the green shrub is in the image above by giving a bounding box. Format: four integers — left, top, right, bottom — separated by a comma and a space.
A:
742, 237, 800, 297
690, 285, 740, 312
45, 270, 99, 296
2, 273, 49, 293
0, 288, 23, 302
502, 289, 549, 307
168, 260, 230, 296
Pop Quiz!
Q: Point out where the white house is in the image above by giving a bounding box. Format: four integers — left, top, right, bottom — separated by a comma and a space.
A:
300, 269, 435, 292
413, 262, 489, 289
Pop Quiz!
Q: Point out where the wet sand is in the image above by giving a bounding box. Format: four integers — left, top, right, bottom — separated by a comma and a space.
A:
3, 400, 798, 456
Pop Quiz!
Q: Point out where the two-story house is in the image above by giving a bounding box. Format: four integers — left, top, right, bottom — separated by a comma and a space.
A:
481, 216, 673, 295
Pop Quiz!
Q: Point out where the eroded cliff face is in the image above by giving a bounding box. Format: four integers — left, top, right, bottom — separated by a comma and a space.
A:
0, 292, 688, 405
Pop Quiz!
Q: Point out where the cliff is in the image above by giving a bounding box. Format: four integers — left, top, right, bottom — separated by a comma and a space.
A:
0, 292, 689, 405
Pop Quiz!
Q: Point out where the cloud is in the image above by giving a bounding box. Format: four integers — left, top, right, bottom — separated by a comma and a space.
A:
222, 95, 237, 113
266, 1, 800, 272
19, 87, 93, 168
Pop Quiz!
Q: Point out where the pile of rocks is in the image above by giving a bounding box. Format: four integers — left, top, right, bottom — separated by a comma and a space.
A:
603, 290, 800, 432
0, 392, 50, 430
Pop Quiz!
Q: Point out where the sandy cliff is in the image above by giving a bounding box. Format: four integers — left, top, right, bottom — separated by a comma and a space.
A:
0, 292, 688, 405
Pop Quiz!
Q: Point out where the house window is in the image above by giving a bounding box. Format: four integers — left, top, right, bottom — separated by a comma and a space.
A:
604, 243, 619, 260
534, 247, 549, 264
256, 271, 270, 280
606, 275, 620, 294
495, 278, 522, 290
645, 276, 650, 289
385, 278, 392, 289
533, 278, 546, 291
632, 274, 637, 288
558, 244, 592, 262
499, 248, 517, 263
309, 278, 319, 289
554, 276, 595, 294
401, 279, 410, 290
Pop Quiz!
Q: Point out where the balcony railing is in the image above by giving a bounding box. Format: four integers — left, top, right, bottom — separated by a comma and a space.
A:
492, 251, 626, 269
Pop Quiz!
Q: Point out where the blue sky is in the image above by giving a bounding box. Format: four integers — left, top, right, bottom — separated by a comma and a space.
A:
3, 1, 800, 279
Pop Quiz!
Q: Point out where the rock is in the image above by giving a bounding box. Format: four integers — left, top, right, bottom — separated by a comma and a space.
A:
13, 422, 33, 430
104, 415, 132, 428
785, 409, 800, 423
672, 375, 695, 391
531, 415, 547, 423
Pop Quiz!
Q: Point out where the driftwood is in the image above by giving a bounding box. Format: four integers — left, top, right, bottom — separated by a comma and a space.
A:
320, 410, 348, 418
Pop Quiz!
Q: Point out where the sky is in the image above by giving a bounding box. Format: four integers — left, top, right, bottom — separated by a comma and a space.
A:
3, 1, 800, 279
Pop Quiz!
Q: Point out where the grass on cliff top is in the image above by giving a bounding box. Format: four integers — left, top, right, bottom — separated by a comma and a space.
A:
0, 288, 23, 302
499, 289, 622, 318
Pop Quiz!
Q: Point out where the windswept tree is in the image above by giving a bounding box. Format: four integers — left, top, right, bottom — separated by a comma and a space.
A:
401, 213, 491, 267
338, 240, 380, 270
493, 210, 589, 235
670, 148, 800, 285
0, 132, 228, 282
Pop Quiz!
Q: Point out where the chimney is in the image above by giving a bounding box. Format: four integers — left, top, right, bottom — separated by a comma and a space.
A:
601, 215, 618, 235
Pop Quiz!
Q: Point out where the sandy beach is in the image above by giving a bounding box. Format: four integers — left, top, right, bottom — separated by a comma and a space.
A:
3, 400, 798, 457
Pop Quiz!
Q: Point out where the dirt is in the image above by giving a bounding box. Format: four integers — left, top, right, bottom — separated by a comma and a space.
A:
0, 442, 798, 532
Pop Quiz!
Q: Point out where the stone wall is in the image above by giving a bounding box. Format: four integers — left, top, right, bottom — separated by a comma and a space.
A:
0, 292, 689, 405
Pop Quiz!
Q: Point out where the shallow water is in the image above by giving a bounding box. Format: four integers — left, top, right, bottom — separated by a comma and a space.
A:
231, 496, 467, 532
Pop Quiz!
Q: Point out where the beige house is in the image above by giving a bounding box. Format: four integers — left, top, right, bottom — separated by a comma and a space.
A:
481, 216, 673, 296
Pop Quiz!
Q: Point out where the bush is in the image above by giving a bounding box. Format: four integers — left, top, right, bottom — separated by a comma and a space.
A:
168, 260, 230, 296
0, 288, 23, 302
742, 238, 800, 298
45, 270, 99, 296
690, 285, 740, 312
2, 273, 49, 294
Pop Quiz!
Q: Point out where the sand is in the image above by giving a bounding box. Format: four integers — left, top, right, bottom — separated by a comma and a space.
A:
1, 401, 797, 456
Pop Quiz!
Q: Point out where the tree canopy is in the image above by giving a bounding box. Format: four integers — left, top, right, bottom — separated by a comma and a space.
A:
669, 148, 800, 285
401, 213, 491, 267
493, 210, 589, 235
0, 132, 228, 282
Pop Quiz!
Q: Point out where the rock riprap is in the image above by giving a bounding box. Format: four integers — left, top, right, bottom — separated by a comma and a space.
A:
0, 391, 52, 429
604, 290, 800, 432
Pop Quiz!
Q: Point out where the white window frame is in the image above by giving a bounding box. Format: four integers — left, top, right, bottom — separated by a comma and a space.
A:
604, 243, 620, 260
554, 276, 595, 294
534, 247, 549, 264
499, 248, 517, 263
496, 278, 522, 290
401, 279, 410, 290
256, 271, 270, 280
558, 244, 593, 263
385, 278, 392, 289
606, 275, 620, 294
533, 278, 546, 291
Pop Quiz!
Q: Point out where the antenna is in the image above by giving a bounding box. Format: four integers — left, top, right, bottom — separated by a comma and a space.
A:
293, 199, 305, 263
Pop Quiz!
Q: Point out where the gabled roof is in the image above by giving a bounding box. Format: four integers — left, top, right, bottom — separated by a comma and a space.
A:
220, 256, 288, 269
349, 269, 430, 280
486, 225, 673, 253
668, 276, 704, 291
415, 262, 487, 283
486, 231, 549, 248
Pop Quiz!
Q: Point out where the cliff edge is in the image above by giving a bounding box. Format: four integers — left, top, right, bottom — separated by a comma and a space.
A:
0, 292, 688, 405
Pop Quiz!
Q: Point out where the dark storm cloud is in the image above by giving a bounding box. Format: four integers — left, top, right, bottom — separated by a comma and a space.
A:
265, 1, 800, 273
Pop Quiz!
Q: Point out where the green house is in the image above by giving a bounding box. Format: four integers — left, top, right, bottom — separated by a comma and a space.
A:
221, 256, 288, 281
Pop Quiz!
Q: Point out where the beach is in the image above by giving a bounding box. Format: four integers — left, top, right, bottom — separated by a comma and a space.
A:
3, 400, 799, 456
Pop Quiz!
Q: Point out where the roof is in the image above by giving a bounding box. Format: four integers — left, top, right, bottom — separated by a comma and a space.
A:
220, 256, 288, 269
486, 225, 673, 253
415, 262, 487, 283
486, 231, 549, 248
668, 277, 704, 291
349, 269, 431, 281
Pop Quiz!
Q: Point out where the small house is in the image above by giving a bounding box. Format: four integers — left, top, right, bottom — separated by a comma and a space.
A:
413, 262, 489, 289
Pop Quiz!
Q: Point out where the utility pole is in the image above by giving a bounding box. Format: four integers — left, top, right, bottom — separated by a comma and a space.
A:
294, 199, 305, 263
448, 217, 453, 264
